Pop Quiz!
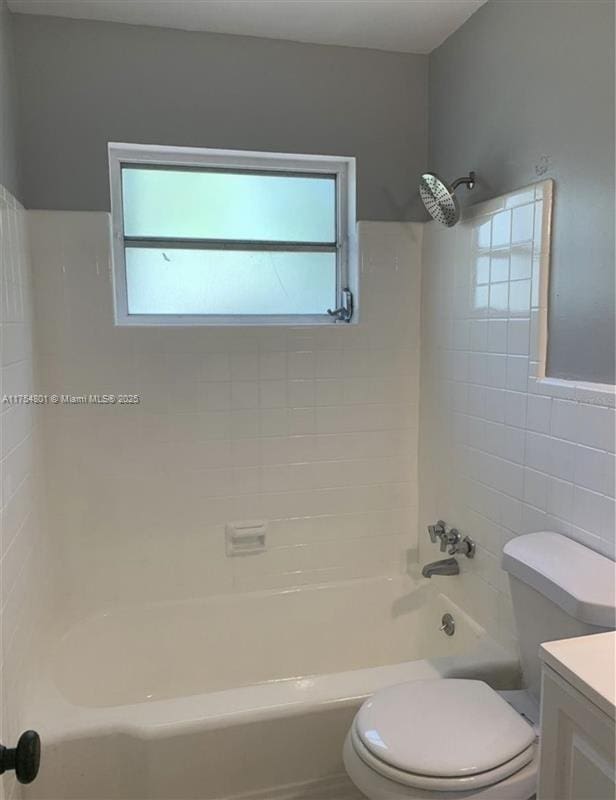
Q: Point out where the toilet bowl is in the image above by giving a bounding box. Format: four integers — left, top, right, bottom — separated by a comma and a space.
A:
343, 679, 538, 800
343, 531, 616, 800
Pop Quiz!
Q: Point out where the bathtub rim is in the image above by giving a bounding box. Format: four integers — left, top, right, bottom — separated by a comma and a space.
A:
22, 586, 520, 743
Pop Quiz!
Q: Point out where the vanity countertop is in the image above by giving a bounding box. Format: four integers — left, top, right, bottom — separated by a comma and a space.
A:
540, 631, 616, 720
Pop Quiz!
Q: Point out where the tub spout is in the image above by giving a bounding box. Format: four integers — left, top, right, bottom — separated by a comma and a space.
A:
421, 557, 459, 578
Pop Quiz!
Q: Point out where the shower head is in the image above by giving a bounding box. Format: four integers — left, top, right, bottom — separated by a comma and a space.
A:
419, 171, 476, 227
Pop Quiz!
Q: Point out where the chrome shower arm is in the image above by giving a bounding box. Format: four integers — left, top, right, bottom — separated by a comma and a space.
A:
451, 171, 476, 191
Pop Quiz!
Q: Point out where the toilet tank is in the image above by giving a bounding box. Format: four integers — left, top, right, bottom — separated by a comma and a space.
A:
502, 532, 616, 700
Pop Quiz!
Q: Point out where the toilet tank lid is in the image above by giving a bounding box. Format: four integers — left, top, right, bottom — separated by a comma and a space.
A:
502, 532, 616, 628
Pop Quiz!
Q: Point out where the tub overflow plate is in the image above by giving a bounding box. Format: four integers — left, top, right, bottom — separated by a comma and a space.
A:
439, 613, 455, 636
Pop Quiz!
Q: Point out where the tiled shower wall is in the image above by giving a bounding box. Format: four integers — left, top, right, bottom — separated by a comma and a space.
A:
419, 181, 615, 652
30, 214, 421, 617
0, 186, 48, 800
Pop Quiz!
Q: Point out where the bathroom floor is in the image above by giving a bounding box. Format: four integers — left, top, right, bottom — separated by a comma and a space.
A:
233, 775, 364, 800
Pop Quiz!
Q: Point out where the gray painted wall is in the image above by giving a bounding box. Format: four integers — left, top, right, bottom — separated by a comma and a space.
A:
13, 14, 428, 221
430, 0, 615, 384
10, 3, 615, 381
0, 0, 21, 198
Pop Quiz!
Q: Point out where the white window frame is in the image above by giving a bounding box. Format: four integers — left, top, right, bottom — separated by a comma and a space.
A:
108, 143, 357, 326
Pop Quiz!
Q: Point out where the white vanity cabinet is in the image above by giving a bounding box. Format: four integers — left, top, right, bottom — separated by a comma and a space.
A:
538, 632, 615, 800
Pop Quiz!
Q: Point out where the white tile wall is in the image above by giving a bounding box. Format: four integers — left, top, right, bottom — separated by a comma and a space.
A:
0, 185, 48, 800
419, 181, 615, 652
11, 179, 614, 735
29, 214, 421, 616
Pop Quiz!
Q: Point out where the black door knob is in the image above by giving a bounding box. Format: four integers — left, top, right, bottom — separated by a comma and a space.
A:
0, 730, 41, 784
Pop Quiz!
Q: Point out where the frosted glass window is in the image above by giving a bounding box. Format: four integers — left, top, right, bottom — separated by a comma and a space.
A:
125, 249, 336, 315
109, 144, 355, 324
122, 168, 336, 243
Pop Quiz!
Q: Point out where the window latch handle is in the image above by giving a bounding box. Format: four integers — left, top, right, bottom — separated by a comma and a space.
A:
327, 288, 353, 323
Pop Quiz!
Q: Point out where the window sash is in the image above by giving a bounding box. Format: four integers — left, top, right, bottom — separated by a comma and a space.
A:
109, 143, 355, 325
120, 163, 338, 245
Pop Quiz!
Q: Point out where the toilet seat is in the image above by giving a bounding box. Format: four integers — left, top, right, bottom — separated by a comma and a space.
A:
344, 732, 538, 800
352, 679, 537, 793
351, 726, 536, 792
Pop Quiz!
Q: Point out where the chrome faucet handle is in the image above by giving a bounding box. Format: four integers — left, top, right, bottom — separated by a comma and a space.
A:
441, 527, 461, 553
427, 520, 446, 544
449, 535, 475, 559
428, 522, 475, 558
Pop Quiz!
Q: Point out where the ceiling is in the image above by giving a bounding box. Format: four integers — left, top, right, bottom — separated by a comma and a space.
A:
7, 0, 487, 54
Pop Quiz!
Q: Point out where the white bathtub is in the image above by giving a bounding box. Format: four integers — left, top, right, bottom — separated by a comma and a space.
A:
23, 577, 518, 800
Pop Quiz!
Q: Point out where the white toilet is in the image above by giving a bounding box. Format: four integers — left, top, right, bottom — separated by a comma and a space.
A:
344, 532, 616, 800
